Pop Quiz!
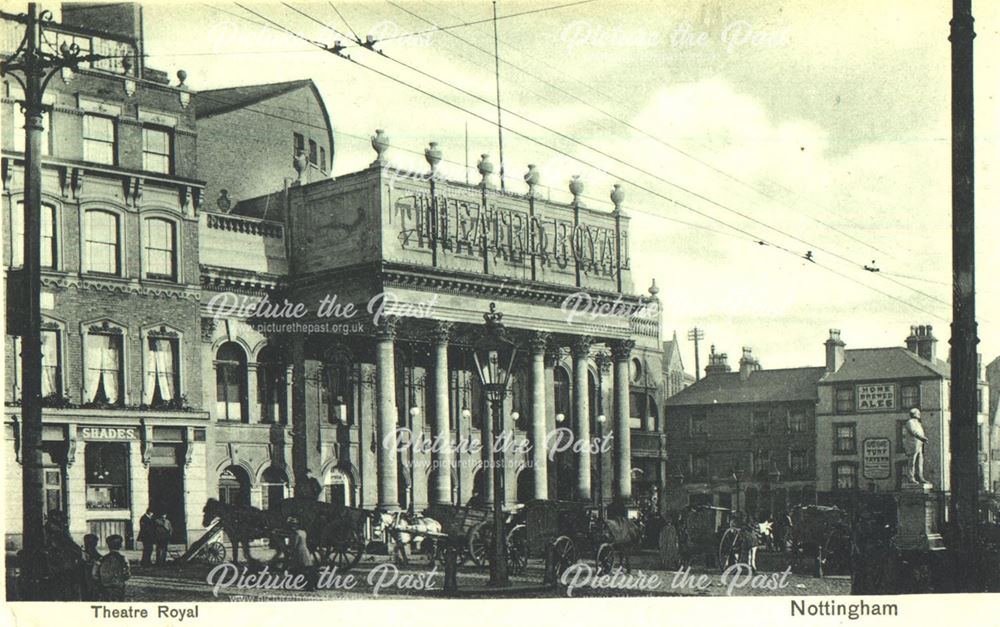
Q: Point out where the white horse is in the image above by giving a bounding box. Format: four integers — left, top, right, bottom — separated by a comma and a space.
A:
375, 511, 443, 565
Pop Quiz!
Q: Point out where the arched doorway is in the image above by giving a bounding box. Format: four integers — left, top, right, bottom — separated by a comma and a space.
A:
260, 465, 289, 511
218, 465, 251, 506
470, 468, 485, 506
324, 468, 352, 506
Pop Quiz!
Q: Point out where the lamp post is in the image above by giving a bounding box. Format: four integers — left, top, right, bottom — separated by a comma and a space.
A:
472, 303, 518, 587
597, 413, 607, 519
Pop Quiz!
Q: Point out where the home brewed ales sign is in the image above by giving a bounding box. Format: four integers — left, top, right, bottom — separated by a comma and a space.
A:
393, 192, 627, 275
856, 383, 896, 411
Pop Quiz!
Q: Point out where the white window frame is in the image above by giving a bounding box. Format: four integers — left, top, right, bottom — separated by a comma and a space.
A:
80, 319, 129, 406
141, 324, 183, 408
141, 215, 179, 281
82, 207, 125, 276
83, 113, 117, 165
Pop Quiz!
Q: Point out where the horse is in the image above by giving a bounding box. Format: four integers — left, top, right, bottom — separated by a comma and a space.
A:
599, 515, 643, 573
372, 510, 443, 565
202, 498, 283, 564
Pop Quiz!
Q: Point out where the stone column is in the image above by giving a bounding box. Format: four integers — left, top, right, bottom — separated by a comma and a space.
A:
246, 362, 260, 424
610, 339, 635, 501
572, 336, 592, 500
375, 318, 400, 510
529, 331, 549, 500
430, 323, 453, 505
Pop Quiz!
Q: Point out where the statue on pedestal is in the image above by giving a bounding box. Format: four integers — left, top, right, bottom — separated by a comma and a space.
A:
904, 408, 929, 485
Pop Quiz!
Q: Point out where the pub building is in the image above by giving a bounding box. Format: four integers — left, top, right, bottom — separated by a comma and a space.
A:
2, 5, 209, 549
199, 134, 666, 526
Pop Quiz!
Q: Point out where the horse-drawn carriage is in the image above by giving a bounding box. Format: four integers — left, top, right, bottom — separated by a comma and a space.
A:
788, 504, 851, 575
202, 497, 368, 570
505, 499, 641, 578
420, 502, 495, 566
659, 505, 752, 571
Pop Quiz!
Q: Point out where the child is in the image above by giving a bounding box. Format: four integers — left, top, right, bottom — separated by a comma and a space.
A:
94, 534, 130, 601
81, 534, 102, 601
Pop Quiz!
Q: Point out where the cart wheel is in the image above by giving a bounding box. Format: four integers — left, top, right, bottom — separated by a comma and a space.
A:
823, 527, 851, 575
506, 525, 528, 575
551, 536, 577, 580
468, 521, 492, 566
718, 528, 742, 572
317, 527, 365, 571
658, 525, 680, 570
596, 543, 620, 575
205, 541, 226, 564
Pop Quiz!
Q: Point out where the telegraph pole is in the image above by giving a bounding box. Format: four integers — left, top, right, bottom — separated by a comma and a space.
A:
687, 327, 704, 381
1, 4, 106, 597
948, 0, 979, 590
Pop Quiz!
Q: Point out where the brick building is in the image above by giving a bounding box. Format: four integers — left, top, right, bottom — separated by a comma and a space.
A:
2, 5, 208, 548
663, 345, 825, 519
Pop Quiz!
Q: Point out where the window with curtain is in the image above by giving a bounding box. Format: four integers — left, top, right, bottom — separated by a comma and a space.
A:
83, 113, 116, 165
216, 342, 247, 421
85, 332, 123, 406
835, 462, 858, 490
85, 210, 120, 275
12, 202, 57, 268
40, 329, 61, 398
144, 335, 178, 407
144, 218, 176, 280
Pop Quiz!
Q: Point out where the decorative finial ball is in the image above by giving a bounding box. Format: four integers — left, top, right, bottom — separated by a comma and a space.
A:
177, 69, 188, 85
569, 175, 584, 198
524, 164, 540, 187
477, 154, 494, 177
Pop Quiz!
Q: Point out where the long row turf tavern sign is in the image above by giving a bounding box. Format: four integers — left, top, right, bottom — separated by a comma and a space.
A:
393, 193, 629, 274
856, 383, 896, 411
862, 437, 891, 480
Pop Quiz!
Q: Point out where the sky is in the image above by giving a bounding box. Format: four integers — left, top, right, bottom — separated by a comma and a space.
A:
130, 0, 998, 373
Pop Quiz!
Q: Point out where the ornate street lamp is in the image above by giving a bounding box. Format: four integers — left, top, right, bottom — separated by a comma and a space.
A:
472, 303, 518, 587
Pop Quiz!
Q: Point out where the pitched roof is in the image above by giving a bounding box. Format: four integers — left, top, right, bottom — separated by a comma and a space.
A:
819, 347, 950, 384
196, 79, 314, 118
664, 366, 827, 407
662, 331, 684, 371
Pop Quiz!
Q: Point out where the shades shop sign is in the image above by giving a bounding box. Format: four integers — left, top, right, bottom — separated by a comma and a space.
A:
78, 426, 138, 440
856, 383, 896, 412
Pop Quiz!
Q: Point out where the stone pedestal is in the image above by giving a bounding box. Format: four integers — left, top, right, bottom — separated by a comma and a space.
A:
896, 482, 944, 551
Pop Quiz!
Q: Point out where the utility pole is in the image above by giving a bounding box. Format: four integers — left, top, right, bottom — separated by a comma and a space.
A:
948, 0, 979, 590
687, 327, 704, 381
1, 4, 105, 597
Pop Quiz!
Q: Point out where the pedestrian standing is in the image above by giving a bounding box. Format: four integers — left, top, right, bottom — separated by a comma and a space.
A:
94, 535, 130, 601
137, 508, 155, 566
81, 533, 102, 601
285, 517, 316, 590
154, 513, 173, 565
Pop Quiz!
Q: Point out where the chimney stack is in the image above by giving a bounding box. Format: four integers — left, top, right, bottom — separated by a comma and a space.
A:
704, 345, 731, 377
739, 347, 759, 380
906, 324, 937, 362
825, 329, 845, 372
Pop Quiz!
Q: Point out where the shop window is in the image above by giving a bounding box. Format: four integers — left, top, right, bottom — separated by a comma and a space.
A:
11, 201, 57, 268
260, 466, 288, 511
216, 342, 247, 422
85, 442, 129, 509
901, 384, 920, 411
834, 423, 857, 454
259, 345, 288, 424
146, 334, 179, 407
835, 388, 854, 413
834, 462, 858, 491
142, 126, 172, 174
85, 329, 123, 406
84, 209, 120, 275
83, 113, 116, 165
144, 218, 176, 280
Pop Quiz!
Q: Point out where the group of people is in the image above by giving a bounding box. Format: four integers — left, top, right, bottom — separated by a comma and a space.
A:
137, 507, 175, 566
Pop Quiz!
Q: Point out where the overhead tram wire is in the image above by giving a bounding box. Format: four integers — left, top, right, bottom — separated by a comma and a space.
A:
231, 3, 954, 320
327, 1, 360, 43
271, 2, 951, 309
391, 0, 896, 262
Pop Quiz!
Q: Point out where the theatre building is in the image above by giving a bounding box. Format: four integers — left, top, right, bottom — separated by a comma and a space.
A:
198, 127, 666, 521
2, 6, 208, 549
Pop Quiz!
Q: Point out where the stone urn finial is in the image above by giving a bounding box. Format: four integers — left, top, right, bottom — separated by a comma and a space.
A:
177, 69, 188, 87
648, 279, 659, 297
524, 164, 541, 196
610, 183, 625, 209
292, 150, 308, 180
477, 154, 494, 188
371, 129, 390, 167
424, 141, 442, 174
569, 175, 584, 204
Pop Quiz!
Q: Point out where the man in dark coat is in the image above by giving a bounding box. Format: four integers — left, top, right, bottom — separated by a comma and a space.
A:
137, 508, 155, 566
154, 513, 173, 565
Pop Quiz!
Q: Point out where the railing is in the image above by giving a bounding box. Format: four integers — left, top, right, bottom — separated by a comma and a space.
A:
629, 315, 659, 340
206, 212, 284, 238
